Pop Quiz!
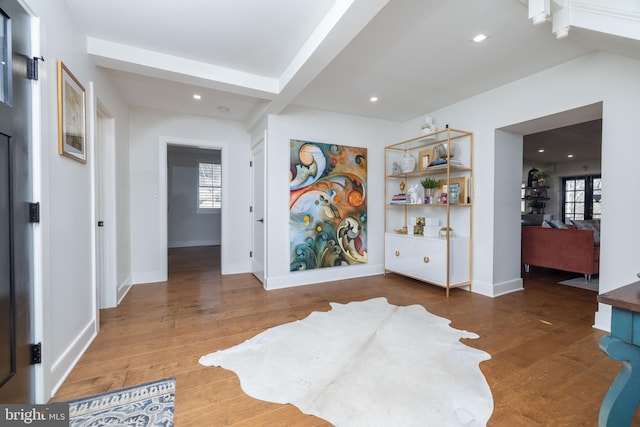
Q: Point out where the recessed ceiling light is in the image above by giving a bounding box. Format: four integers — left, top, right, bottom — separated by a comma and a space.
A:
218, 106, 230, 113
538, 149, 545, 153
193, 94, 201, 100
472, 34, 487, 43
567, 154, 574, 158
370, 96, 378, 103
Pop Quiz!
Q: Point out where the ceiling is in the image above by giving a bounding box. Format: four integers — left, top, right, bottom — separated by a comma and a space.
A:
64, 0, 640, 138
522, 118, 602, 164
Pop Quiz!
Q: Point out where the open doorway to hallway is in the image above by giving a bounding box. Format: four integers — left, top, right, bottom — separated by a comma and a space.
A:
167, 145, 222, 275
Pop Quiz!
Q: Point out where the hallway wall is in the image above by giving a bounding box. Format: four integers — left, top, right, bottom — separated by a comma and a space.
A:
24, 0, 131, 401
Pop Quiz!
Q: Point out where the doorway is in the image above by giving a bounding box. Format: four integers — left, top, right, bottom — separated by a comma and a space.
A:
504, 103, 603, 290
163, 142, 222, 277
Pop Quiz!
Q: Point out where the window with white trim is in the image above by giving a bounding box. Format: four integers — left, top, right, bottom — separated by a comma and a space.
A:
198, 162, 221, 212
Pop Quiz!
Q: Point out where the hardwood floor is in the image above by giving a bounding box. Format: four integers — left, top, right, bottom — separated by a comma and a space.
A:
51, 246, 628, 426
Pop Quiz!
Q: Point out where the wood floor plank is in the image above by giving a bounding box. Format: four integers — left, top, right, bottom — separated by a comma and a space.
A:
50, 245, 638, 425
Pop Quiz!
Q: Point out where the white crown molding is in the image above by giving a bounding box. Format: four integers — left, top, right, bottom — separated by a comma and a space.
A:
529, 0, 640, 40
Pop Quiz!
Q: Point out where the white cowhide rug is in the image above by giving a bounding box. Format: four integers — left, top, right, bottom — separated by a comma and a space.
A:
199, 297, 493, 426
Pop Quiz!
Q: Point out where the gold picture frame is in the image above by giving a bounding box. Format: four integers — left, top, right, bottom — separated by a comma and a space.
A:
438, 176, 469, 204
418, 150, 431, 171
57, 60, 87, 163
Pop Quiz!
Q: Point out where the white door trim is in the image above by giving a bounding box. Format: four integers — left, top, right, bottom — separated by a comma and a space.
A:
250, 133, 266, 283
158, 136, 227, 279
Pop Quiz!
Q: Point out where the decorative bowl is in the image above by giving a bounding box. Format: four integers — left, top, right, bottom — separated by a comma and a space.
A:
436, 143, 459, 160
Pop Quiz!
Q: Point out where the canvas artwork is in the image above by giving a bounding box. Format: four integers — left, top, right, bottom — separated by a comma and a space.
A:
290, 140, 367, 271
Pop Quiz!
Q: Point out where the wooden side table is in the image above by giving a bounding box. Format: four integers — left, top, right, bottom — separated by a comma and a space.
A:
598, 281, 640, 426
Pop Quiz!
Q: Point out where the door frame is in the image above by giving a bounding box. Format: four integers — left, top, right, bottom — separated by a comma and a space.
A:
158, 136, 227, 279
250, 133, 266, 283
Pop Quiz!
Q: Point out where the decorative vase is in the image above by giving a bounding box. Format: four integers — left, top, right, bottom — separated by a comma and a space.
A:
424, 188, 434, 204
400, 152, 416, 173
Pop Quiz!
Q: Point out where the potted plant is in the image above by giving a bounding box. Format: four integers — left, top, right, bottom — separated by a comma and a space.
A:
420, 177, 439, 203
532, 170, 550, 186
528, 199, 545, 214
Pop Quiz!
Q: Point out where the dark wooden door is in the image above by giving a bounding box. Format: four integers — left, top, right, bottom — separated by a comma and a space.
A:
0, 0, 34, 403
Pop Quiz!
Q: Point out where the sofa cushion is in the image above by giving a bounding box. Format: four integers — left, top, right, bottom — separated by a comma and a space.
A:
571, 219, 600, 245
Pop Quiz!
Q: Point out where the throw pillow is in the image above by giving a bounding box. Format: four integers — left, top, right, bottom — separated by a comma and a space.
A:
571, 219, 600, 245
545, 219, 568, 229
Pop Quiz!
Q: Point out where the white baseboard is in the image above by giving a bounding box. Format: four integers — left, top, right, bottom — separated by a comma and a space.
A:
593, 303, 611, 332
265, 264, 384, 290
48, 319, 97, 400
472, 278, 524, 297
168, 239, 220, 248
117, 274, 132, 304
132, 270, 166, 285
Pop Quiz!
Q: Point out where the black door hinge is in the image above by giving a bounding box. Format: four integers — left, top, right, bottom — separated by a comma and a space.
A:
250, 161, 253, 167
249, 206, 253, 213
28, 202, 40, 223
250, 251, 253, 258
26, 56, 44, 81
31, 343, 42, 364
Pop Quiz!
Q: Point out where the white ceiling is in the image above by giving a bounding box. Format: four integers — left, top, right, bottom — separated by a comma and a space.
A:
522, 118, 602, 164
64, 0, 638, 156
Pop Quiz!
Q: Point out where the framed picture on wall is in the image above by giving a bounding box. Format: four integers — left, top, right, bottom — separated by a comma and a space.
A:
57, 60, 87, 163
418, 150, 431, 171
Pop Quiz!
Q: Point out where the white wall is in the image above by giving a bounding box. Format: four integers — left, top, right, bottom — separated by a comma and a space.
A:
23, 0, 131, 401
403, 51, 640, 330
265, 106, 400, 289
167, 148, 221, 247
129, 107, 250, 283
493, 130, 525, 292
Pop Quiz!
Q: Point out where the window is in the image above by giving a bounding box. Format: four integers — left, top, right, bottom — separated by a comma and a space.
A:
198, 162, 221, 212
562, 175, 601, 223
0, 10, 11, 105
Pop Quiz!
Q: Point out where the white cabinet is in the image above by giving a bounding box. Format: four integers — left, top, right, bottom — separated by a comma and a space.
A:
384, 127, 473, 296
385, 233, 469, 285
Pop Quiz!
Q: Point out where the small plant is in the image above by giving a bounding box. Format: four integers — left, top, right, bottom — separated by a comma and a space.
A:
420, 177, 439, 189
533, 170, 550, 180
528, 199, 545, 213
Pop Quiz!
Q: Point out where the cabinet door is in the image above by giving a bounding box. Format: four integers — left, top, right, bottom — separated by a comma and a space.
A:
385, 234, 446, 284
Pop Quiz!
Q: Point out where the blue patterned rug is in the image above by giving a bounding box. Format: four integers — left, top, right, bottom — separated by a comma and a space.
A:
67, 377, 175, 427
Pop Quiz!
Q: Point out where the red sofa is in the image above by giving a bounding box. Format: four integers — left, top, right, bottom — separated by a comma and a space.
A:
522, 226, 600, 281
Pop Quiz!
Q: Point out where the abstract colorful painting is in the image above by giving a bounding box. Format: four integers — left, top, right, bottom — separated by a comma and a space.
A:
290, 140, 367, 271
